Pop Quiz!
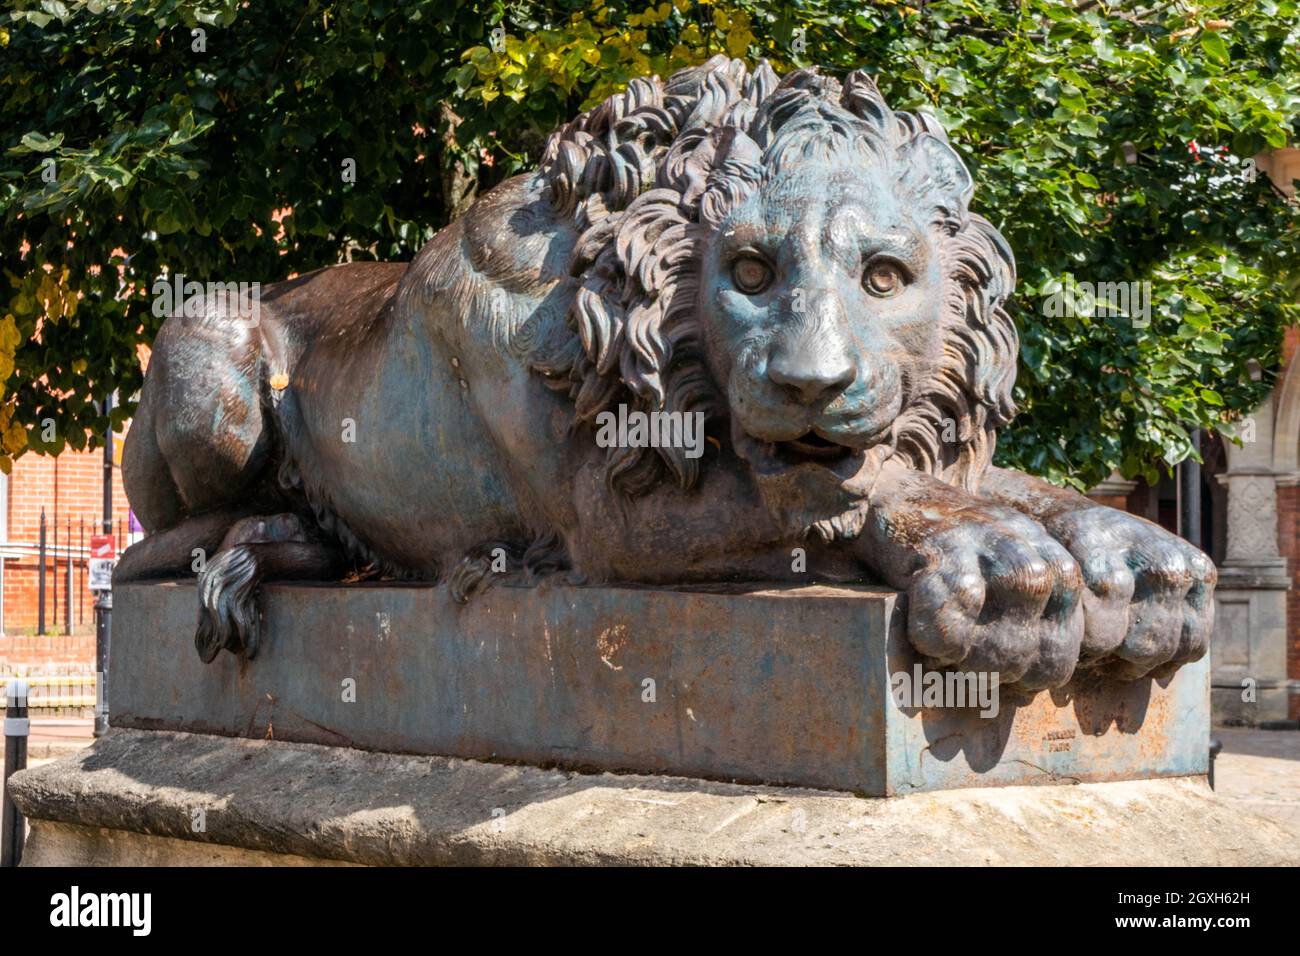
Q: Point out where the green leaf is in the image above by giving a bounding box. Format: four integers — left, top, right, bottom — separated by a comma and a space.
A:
1200, 32, 1230, 66
16, 132, 64, 153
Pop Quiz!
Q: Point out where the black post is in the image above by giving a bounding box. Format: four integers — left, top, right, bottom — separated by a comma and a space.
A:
65, 515, 72, 635
94, 394, 113, 738
2, 677, 28, 867
1179, 430, 1203, 549
103, 397, 113, 534
51, 508, 58, 635
37, 508, 46, 636
94, 590, 111, 737
78, 517, 85, 627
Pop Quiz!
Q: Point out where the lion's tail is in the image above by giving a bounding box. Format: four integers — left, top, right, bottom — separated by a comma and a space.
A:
195, 545, 263, 663
194, 538, 344, 663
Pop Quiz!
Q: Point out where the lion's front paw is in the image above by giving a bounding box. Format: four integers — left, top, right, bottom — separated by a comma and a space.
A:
1043, 508, 1215, 680
908, 509, 1085, 691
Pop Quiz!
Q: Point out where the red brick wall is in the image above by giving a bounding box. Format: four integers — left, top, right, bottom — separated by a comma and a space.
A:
0, 630, 96, 668
0, 633, 97, 715
3, 437, 130, 635
1280, 482, 1300, 720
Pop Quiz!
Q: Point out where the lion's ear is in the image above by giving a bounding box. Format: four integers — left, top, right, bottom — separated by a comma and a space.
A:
914, 133, 974, 218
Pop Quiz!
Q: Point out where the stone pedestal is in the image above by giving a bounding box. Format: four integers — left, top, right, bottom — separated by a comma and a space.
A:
1, 579, 1238, 866
104, 580, 1209, 795
1213, 562, 1292, 723
8, 728, 1295, 866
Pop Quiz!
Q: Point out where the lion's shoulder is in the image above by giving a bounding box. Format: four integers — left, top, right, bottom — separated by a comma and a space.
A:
398, 173, 580, 358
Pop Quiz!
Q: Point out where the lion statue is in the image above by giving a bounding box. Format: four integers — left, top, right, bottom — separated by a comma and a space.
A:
118, 57, 1214, 691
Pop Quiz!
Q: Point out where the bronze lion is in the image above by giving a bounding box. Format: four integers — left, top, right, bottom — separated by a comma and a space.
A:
119, 57, 1214, 690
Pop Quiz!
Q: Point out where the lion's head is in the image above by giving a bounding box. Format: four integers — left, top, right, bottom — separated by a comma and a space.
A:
530, 57, 1017, 538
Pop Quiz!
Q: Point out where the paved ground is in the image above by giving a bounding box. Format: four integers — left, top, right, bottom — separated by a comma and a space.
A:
5, 720, 1300, 862
1212, 727, 1300, 840
27, 717, 96, 761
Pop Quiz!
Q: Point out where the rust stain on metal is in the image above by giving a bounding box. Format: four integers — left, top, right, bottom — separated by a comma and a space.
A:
597, 624, 628, 671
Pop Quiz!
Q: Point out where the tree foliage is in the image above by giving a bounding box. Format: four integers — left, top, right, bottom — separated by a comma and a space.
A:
2, 0, 1299, 488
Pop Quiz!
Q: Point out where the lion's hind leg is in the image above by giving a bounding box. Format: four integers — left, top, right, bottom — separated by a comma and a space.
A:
195, 514, 345, 662
114, 509, 258, 584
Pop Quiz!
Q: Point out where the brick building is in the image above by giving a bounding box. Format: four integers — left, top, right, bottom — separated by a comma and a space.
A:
0, 435, 130, 636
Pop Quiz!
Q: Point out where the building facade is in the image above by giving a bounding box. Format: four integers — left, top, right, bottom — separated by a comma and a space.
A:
0, 440, 129, 635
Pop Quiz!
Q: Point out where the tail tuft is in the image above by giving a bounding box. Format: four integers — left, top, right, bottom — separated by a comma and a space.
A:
196, 545, 263, 662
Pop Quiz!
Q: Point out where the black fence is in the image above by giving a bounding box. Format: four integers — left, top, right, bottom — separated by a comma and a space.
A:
28, 509, 134, 635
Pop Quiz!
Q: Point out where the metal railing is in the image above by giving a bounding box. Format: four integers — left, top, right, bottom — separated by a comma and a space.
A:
0, 513, 140, 636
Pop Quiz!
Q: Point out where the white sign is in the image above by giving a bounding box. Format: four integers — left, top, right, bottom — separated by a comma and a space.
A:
89, 558, 115, 591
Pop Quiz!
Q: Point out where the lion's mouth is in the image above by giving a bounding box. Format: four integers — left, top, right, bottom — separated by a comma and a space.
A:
775, 431, 854, 464
732, 424, 865, 478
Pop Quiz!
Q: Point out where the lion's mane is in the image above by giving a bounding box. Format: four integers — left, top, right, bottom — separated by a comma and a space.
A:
529, 56, 1018, 497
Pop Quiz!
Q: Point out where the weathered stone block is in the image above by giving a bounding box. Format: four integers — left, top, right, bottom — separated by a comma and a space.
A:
1213, 571, 1291, 724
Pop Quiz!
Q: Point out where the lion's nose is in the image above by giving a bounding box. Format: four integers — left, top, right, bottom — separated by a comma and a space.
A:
767, 348, 857, 404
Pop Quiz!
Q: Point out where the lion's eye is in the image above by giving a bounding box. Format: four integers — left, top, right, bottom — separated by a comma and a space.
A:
731, 256, 773, 295
864, 261, 906, 297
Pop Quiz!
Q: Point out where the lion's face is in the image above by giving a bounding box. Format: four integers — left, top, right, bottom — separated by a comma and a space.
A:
699, 158, 946, 477
537, 59, 1019, 511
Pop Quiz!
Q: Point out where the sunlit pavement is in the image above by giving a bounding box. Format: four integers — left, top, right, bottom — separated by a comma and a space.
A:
1213, 727, 1300, 840
26, 717, 96, 764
